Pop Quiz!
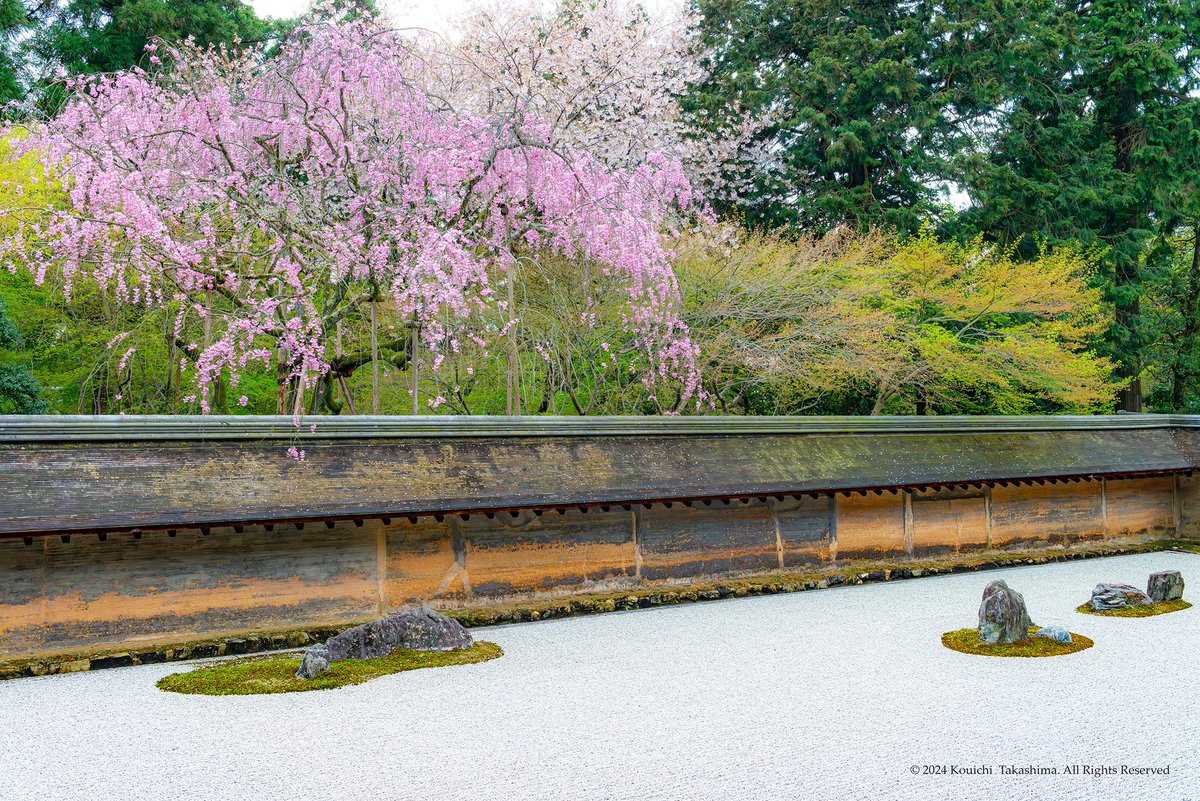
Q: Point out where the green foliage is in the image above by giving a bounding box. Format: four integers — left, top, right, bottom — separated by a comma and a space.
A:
869, 229, 1117, 414
156, 641, 504, 695
692, 0, 1200, 411
689, 0, 1049, 233
0, 296, 47, 413
0, 0, 27, 105
9, 0, 286, 112
32, 0, 271, 74
1145, 222, 1200, 412
673, 227, 895, 413
953, 0, 1200, 408
691, 0, 938, 231
0, 365, 45, 413
669, 226, 1118, 415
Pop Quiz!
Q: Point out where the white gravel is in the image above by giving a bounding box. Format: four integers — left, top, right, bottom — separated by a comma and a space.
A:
1, 551, 1197, 801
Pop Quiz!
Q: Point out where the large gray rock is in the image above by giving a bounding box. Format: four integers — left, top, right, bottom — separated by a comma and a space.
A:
1035, 626, 1072, 644
978, 580, 1032, 644
1147, 571, 1184, 602
295, 607, 472, 679
1090, 582, 1152, 611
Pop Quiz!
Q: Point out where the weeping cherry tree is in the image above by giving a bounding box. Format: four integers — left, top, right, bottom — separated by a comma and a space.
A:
0, 8, 702, 420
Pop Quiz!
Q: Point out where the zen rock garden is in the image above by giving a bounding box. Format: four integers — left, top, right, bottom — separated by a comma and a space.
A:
945, 568, 1191, 657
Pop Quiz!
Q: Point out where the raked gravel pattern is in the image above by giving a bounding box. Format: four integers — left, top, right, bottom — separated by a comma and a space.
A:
1, 551, 1197, 801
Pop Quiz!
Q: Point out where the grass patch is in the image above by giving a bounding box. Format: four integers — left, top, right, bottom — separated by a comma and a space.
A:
941, 626, 1093, 658
1075, 599, 1191, 617
157, 641, 503, 695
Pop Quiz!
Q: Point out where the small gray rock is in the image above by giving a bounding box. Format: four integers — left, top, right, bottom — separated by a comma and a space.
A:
1090, 582, 1152, 611
295, 643, 330, 679
1147, 571, 1184, 602
978, 580, 1032, 644
1035, 626, 1072, 644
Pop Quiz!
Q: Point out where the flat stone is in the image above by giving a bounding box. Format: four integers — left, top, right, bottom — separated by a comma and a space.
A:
1147, 571, 1184, 602
1035, 626, 1072, 644
135, 650, 166, 665
323, 607, 473, 663
295, 608, 472, 680
1090, 582, 1152, 611
978, 579, 1032, 644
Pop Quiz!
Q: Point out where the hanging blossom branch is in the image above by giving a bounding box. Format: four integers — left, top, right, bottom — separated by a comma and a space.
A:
0, 7, 704, 416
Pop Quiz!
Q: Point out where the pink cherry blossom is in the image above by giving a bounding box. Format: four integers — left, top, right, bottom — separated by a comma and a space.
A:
2, 9, 703, 413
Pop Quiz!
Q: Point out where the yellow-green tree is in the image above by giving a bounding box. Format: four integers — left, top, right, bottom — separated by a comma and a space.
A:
867, 229, 1117, 414
673, 226, 894, 413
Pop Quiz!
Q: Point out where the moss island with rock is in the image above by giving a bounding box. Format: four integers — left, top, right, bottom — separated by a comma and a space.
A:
942, 626, 1093, 657
942, 578, 1093, 657
1076, 599, 1191, 617
1077, 570, 1189, 617
157, 641, 503, 695
159, 607, 503, 695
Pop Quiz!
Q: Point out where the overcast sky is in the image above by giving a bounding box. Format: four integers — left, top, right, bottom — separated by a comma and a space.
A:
251, 0, 467, 32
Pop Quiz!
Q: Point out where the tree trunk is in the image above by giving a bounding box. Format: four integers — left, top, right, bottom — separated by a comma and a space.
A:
1171, 219, 1200, 410
1118, 376, 1143, 413
410, 317, 420, 415
505, 268, 520, 416
870, 375, 891, 416
370, 300, 379, 414
213, 377, 228, 414
337, 374, 357, 415
1108, 82, 1145, 413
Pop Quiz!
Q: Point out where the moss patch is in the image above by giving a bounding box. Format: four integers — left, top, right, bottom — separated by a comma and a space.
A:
941, 626, 1093, 657
1075, 599, 1191, 617
156, 641, 503, 695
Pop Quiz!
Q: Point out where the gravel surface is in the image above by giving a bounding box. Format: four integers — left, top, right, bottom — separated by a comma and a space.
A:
1, 551, 1197, 801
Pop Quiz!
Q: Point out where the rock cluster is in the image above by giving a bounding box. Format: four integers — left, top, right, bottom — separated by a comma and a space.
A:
1147, 570, 1184, 602
1089, 582, 1152, 611
296, 607, 473, 679
978, 580, 1033, 644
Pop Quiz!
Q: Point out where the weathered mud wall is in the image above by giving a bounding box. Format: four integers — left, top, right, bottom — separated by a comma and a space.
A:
0, 475, 1176, 660
2, 415, 1194, 536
